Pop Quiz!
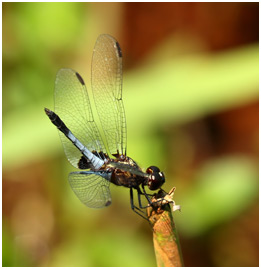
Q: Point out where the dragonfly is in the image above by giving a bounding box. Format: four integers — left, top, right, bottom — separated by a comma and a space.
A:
44, 34, 165, 220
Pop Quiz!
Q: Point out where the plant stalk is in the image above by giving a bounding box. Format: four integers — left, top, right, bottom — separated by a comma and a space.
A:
147, 188, 183, 267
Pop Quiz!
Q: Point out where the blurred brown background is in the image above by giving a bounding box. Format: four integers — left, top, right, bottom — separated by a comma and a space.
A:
3, 2, 259, 266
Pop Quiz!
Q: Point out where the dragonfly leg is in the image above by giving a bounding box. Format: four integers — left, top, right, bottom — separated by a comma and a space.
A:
138, 185, 170, 209
136, 186, 152, 209
141, 184, 153, 205
130, 188, 149, 221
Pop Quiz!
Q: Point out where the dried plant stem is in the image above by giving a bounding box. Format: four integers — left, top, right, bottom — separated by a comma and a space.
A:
147, 189, 183, 267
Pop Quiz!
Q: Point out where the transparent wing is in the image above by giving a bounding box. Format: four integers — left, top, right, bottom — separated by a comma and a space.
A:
68, 171, 111, 208
54, 68, 106, 168
91, 34, 127, 157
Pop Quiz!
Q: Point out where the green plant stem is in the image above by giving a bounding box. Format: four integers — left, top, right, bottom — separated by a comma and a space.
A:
147, 191, 183, 267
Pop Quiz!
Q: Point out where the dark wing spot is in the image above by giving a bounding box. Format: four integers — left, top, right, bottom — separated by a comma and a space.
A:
75, 72, 85, 85
105, 200, 112, 207
115, 42, 122, 58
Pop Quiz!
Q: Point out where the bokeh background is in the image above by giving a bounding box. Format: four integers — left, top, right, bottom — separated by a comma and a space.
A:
2, 2, 259, 267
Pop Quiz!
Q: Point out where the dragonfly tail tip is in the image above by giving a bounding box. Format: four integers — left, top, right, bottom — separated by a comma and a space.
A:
44, 107, 52, 115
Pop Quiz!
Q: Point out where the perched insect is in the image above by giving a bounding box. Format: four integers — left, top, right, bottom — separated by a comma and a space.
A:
45, 34, 165, 220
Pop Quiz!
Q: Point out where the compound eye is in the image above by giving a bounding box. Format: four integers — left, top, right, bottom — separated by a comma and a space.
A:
146, 166, 165, 190
146, 166, 160, 174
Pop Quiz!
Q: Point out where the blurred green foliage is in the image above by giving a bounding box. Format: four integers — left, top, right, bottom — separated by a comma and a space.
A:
176, 156, 258, 236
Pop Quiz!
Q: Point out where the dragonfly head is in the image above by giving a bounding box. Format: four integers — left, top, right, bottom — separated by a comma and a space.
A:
146, 166, 165, 190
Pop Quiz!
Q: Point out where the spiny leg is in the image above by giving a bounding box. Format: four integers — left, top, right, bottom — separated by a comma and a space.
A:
139, 185, 170, 209
142, 184, 153, 205
130, 188, 149, 221
137, 186, 152, 209
130, 187, 146, 215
